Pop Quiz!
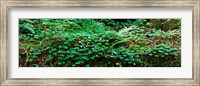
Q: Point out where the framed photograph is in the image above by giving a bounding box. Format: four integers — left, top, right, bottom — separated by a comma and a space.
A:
1, 0, 199, 85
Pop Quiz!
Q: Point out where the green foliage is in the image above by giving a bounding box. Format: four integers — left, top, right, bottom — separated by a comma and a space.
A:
19, 19, 181, 67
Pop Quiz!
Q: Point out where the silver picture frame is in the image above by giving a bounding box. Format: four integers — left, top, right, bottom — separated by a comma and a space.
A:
0, 0, 199, 85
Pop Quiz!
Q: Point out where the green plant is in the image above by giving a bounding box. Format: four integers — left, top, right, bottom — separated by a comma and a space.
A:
19, 19, 181, 67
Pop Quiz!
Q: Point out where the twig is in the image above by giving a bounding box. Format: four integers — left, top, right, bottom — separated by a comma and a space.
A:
19, 42, 29, 66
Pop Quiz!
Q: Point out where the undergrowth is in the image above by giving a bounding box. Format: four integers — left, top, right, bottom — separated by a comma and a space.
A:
19, 19, 181, 67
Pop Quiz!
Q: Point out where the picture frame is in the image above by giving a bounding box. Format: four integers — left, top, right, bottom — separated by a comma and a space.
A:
0, 0, 199, 85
